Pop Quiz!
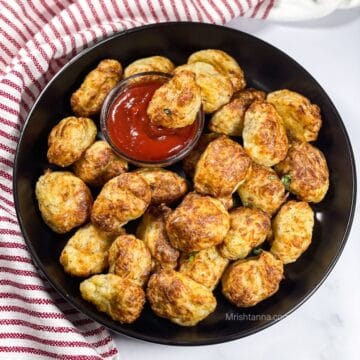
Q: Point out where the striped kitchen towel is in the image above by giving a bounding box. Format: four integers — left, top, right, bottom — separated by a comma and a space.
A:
0, 0, 359, 359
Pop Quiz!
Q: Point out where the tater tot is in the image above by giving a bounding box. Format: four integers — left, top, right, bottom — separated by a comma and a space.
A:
47, 116, 97, 167
179, 246, 228, 290
174, 62, 233, 113
147, 70, 201, 128
124, 55, 175, 78
194, 135, 252, 197
237, 162, 287, 215
222, 251, 283, 307
71, 59, 122, 117
267, 89, 322, 142
108, 234, 152, 287
136, 205, 179, 269
243, 101, 288, 166
218, 207, 271, 260
147, 269, 217, 326
182, 132, 220, 178
60, 223, 117, 277
35, 171, 92, 234
165, 192, 230, 252
91, 173, 151, 234
135, 168, 188, 205
271, 201, 314, 264
80, 274, 145, 323
73, 140, 128, 187
188, 49, 246, 92
209, 88, 265, 136
275, 141, 329, 203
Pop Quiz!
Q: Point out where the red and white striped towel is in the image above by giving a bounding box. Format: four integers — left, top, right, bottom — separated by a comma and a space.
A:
0, 1, 359, 359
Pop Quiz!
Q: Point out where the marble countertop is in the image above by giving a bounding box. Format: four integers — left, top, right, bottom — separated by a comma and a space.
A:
112, 10, 360, 360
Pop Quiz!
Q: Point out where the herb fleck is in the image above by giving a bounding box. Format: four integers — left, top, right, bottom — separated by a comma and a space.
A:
252, 247, 263, 256
281, 174, 291, 190
268, 175, 277, 181
187, 251, 198, 262
163, 108, 172, 116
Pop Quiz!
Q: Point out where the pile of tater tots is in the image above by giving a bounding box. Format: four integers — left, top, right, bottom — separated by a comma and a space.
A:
35, 49, 329, 326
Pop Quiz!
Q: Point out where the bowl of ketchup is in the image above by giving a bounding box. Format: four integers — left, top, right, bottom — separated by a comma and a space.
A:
100, 71, 204, 167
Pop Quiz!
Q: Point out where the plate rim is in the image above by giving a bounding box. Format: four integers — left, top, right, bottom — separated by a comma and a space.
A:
13, 21, 357, 346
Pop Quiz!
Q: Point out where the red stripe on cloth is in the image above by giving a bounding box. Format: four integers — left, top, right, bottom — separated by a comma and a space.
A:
0, 305, 75, 319
0, 319, 80, 334
0, 14, 28, 43
0, 332, 105, 350
158, 0, 171, 21
169, 0, 181, 21
223, 0, 236, 18
189, 0, 204, 21
0, 292, 65, 305
0, 279, 55, 292
0, 182, 14, 195
234, 0, 245, 16
0, 239, 27, 247
100, 348, 119, 358
0, 129, 18, 143
134, 0, 150, 23
262, 0, 275, 19
0, 102, 19, 116
194, 0, 215, 22
0, 346, 103, 360
0, 267, 42, 279
180, 0, 193, 21
0, 170, 13, 181
251, 0, 264, 18
0, 195, 15, 208
208, 0, 227, 23
147, 0, 161, 22
0, 254, 32, 264
0, 216, 18, 224
0, 2, 34, 39
0, 143, 16, 155
1, 79, 22, 93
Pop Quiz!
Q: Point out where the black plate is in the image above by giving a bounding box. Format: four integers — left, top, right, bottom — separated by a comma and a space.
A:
14, 22, 356, 345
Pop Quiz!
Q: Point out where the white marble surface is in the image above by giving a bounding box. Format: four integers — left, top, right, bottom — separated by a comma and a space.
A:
112, 10, 360, 360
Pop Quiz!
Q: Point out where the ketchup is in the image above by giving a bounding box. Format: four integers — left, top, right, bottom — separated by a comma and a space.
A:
107, 80, 198, 162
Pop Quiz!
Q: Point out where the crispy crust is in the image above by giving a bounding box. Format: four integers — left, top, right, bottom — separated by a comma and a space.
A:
136, 205, 179, 270
243, 101, 288, 166
71, 59, 122, 117
47, 116, 97, 167
194, 135, 252, 197
188, 49, 246, 92
35, 171, 92, 234
271, 200, 314, 264
108, 234, 152, 287
91, 172, 151, 233
60, 223, 117, 277
237, 162, 287, 215
174, 62, 233, 113
267, 89, 322, 142
222, 251, 283, 307
209, 88, 265, 136
124, 56, 175, 78
275, 141, 329, 203
165, 192, 230, 252
147, 269, 217, 326
147, 70, 201, 128
135, 168, 188, 205
218, 207, 271, 260
80, 274, 145, 323
73, 140, 128, 187
179, 246, 228, 290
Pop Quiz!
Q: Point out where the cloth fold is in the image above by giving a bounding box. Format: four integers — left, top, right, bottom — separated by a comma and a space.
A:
0, 0, 359, 359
